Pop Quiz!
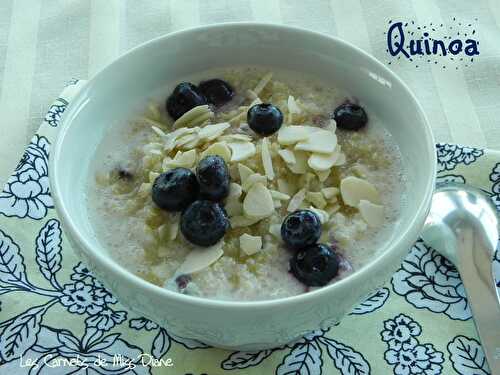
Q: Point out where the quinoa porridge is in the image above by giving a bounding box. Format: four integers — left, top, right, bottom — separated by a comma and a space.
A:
86, 66, 406, 301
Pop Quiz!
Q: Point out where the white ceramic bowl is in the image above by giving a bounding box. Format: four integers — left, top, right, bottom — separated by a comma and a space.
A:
50, 23, 436, 350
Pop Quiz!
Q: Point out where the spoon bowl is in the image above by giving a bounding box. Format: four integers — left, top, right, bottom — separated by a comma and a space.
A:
421, 182, 500, 373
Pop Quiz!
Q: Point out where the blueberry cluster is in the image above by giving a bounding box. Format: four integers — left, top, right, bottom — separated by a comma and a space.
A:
281, 210, 339, 286
166, 79, 235, 120
152, 155, 231, 247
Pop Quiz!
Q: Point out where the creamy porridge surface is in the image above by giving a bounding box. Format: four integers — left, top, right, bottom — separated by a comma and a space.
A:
86, 66, 406, 301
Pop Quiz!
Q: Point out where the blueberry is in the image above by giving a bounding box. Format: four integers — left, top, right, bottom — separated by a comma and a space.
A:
333, 103, 368, 131
281, 210, 322, 250
198, 79, 235, 107
247, 103, 283, 136
166, 82, 207, 120
152, 168, 199, 211
196, 155, 230, 201
180, 200, 230, 246
290, 243, 339, 286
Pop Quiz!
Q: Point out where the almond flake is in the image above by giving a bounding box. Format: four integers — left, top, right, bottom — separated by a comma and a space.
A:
231, 215, 262, 228
200, 142, 231, 162
176, 241, 224, 275
295, 129, 337, 154
238, 164, 255, 185
277, 126, 311, 145
270, 190, 290, 201
165, 149, 197, 168
287, 188, 306, 212
286, 151, 308, 174
239, 234, 262, 256
321, 187, 339, 200
242, 173, 267, 192
308, 151, 339, 171
316, 169, 331, 182
225, 198, 243, 217
229, 182, 242, 198
243, 182, 274, 218
198, 122, 230, 141
219, 134, 253, 142
277, 178, 296, 196
306, 192, 327, 209
151, 126, 167, 137
340, 176, 381, 207
278, 149, 296, 164
261, 138, 275, 180
175, 133, 199, 149
324, 119, 337, 132
228, 142, 256, 162
359, 200, 384, 227
173, 105, 211, 128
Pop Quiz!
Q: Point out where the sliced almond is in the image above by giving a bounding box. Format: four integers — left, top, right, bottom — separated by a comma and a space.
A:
165, 149, 197, 168
175, 133, 199, 149
219, 134, 252, 142
295, 129, 337, 154
168, 215, 180, 241
270, 190, 290, 201
277, 178, 296, 196
200, 142, 231, 162
228, 142, 256, 162
225, 198, 243, 217
340, 176, 381, 207
321, 187, 339, 200
239, 234, 262, 256
243, 182, 274, 218
229, 182, 242, 198
286, 150, 309, 174
359, 200, 385, 227
173, 105, 211, 128
231, 215, 262, 228
242, 173, 267, 192
278, 149, 296, 164
261, 138, 274, 180
238, 164, 255, 185
198, 122, 230, 141
306, 191, 327, 209
316, 169, 331, 182
176, 241, 224, 275
277, 126, 310, 145
308, 151, 339, 171
287, 188, 306, 212
151, 126, 167, 137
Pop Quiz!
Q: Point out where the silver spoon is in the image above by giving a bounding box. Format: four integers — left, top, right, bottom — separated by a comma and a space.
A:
421, 182, 500, 374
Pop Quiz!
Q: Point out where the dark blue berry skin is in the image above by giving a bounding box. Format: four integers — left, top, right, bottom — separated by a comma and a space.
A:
281, 210, 321, 251
198, 79, 234, 107
290, 243, 339, 286
180, 200, 230, 246
152, 168, 199, 211
333, 103, 368, 131
166, 82, 207, 120
196, 155, 230, 201
247, 103, 283, 136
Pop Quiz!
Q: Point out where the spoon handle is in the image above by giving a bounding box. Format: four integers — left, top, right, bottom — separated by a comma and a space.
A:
457, 227, 500, 374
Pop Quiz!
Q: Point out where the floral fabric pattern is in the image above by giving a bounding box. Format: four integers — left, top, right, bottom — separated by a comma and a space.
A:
0, 83, 497, 374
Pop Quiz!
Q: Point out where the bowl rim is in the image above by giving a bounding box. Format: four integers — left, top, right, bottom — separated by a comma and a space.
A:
50, 21, 436, 310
